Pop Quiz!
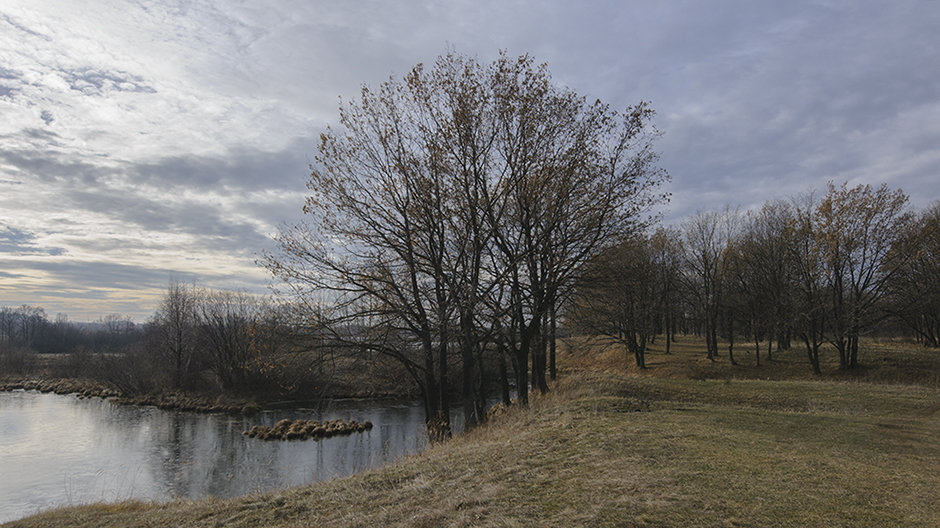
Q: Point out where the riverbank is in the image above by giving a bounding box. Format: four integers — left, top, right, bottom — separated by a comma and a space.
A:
0, 372, 420, 415
7, 344, 940, 527
0, 377, 268, 414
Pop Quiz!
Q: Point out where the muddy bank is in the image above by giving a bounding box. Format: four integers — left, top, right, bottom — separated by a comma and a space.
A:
0, 377, 261, 414
0, 376, 420, 415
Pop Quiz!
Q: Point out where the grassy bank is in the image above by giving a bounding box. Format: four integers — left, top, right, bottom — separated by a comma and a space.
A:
6, 339, 940, 527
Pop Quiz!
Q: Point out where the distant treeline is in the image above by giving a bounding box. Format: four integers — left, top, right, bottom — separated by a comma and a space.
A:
0, 286, 331, 400
0, 306, 139, 357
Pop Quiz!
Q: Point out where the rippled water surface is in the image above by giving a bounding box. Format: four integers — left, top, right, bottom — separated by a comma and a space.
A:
0, 390, 435, 523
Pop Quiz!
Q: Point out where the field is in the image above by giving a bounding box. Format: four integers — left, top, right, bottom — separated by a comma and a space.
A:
6, 337, 940, 527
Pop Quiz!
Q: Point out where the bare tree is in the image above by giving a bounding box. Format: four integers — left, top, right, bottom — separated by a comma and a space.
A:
730, 201, 797, 365
265, 51, 667, 437
153, 280, 199, 388
572, 234, 660, 368
198, 289, 264, 390
787, 193, 828, 374
681, 208, 739, 360
887, 202, 940, 346
814, 182, 912, 369
650, 226, 683, 354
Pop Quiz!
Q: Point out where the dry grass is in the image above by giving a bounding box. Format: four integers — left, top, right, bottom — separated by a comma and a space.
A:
6, 337, 940, 527
561, 334, 940, 387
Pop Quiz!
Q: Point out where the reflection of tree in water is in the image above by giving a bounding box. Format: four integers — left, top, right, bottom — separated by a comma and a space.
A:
153, 413, 255, 498
149, 411, 198, 498
140, 401, 431, 499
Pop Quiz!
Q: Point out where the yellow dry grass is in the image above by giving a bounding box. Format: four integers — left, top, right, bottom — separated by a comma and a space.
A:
6, 336, 940, 527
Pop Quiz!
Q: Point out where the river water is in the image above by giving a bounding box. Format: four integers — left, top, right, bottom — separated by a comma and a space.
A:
0, 390, 440, 524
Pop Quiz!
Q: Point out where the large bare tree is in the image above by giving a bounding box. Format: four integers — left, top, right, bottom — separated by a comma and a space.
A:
265, 51, 668, 436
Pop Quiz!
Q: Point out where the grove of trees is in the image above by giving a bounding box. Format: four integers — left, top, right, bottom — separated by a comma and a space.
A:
265, 51, 669, 438
571, 182, 940, 376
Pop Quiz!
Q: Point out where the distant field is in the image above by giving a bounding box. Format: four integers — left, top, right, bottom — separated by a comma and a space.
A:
6, 337, 940, 527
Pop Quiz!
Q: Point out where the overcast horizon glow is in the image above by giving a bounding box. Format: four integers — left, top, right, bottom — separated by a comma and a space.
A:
1, 1, 938, 321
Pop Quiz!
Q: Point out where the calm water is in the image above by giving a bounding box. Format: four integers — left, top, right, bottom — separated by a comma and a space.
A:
0, 390, 440, 523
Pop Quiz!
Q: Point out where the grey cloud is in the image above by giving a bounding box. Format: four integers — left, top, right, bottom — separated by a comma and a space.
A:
0, 226, 66, 256
0, 129, 313, 193
0, 257, 264, 296
0, 258, 179, 291
0, 66, 20, 99
63, 185, 274, 256
63, 68, 156, 96
132, 137, 313, 193
0, 147, 113, 185
0, 139, 305, 255
0, 66, 21, 80
0, 226, 33, 250
622, 2, 940, 218
0, 257, 237, 299
0, 12, 50, 41
20, 127, 64, 143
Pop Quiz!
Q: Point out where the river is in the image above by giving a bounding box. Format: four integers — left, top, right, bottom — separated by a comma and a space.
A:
0, 389, 443, 524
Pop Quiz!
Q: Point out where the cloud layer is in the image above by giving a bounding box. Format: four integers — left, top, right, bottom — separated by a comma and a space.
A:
1, 0, 938, 320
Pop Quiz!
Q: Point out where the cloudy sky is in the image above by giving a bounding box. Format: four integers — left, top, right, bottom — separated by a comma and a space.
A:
1, 1, 938, 321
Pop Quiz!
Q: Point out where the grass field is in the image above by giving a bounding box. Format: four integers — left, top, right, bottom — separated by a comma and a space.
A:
6, 336, 940, 527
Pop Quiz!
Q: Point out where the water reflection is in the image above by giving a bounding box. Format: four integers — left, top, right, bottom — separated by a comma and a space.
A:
0, 390, 437, 524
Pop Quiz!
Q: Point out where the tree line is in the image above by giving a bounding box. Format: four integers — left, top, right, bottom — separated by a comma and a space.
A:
0, 306, 138, 371
0, 283, 304, 398
572, 182, 940, 374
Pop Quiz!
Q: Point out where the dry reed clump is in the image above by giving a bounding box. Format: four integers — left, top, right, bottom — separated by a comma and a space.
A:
110, 392, 253, 414
243, 418, 373, 441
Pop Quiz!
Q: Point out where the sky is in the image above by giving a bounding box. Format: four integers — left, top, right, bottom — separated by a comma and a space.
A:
1, 0, 938, 321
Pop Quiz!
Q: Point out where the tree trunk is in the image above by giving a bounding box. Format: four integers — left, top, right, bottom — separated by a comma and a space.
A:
549, 304, 557, 381
474, 345, 486, 423
460, 313, 477, 429
836, 338, 849, 370
849, 332, 859, 368
438, 339, 451, 438
498, 346, 511, 405
531, 316, 549, 394
516, 343, 529, 406
802, 335, 821, 375
727, 316, 737, 366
